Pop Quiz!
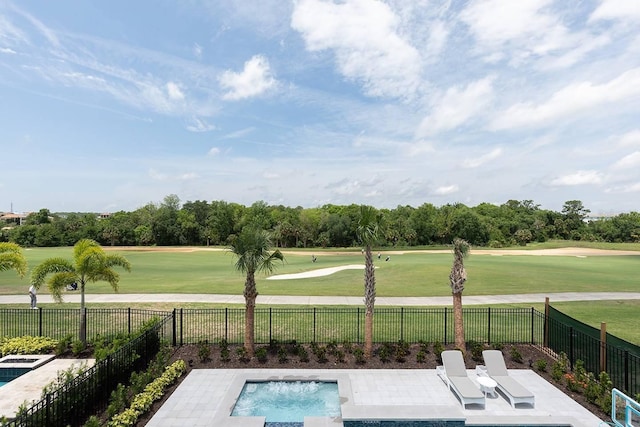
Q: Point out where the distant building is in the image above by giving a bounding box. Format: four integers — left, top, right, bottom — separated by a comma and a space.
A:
98, 213, 111, 219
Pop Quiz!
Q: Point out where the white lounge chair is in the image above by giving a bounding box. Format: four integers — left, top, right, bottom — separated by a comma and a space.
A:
482, 350, 535, 408
437, 350, 485, 409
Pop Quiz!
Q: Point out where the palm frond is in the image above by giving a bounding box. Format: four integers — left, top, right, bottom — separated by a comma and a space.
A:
0, 242, 28, 277
30, 258, 75, 287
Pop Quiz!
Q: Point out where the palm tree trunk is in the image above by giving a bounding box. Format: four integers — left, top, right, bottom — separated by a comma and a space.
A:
79, 282, 87, 344
243, 272, 257, 357
363, 246, 375, 358
453, 291, 465, 351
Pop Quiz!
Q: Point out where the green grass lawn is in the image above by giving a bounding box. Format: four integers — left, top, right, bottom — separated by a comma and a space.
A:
1, 243, 638, 343
1, 245, 638, 296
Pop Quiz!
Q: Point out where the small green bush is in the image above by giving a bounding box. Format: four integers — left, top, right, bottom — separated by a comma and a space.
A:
298, 347, 309, 362
468, 340, 483, 362
354, 347, 366, 365
197, 340, 211, 362
55, 334, 74, 355
71, 339, 86, 356
278, 347, 288, 364
491, 342, 504, 351
255, 347, 268, 363
551, 352, 569, 382
416, 350, 426, 363
433, 341, 444, 363
0, 335, 58, 356
509, 346, 523, 363
534, 359, 547, 372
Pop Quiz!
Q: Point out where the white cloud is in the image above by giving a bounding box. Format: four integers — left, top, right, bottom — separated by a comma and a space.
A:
618, 130, 640, 147
605, 182, 640, 193
490, 68, 640, 130
166, 81, 185, 101
462, 148, 502, 169
193, 43, 202, 60
417, 76, 494, 137
434, 185, 459, 195
460, 0, 606, 69
208, 147, 220, 156
219, 55, 277, 100
148, 168, 167, 181
180, 172, 197, 180
291, 0, 422, 99
589, 0, 640, 23
612, 151, 640, 169
550, 170, 604, 186
0, 47, 16, 54
186, 117, 214, 133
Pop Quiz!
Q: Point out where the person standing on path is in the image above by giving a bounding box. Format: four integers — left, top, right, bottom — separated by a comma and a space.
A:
28, 284, 37, 309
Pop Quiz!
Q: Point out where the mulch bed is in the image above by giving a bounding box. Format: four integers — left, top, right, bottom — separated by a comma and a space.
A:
134, 342, 610, 426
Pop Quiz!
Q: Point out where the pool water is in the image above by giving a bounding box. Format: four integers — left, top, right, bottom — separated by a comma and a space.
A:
231, 380, 341, 423
0, 367, 30, 387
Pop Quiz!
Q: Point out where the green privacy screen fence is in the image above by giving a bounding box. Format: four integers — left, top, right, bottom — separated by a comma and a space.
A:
547, 306, 639, 396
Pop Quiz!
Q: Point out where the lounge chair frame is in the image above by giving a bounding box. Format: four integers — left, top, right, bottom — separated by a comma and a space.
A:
437, 350, 485, 409
481, 350, 535, 408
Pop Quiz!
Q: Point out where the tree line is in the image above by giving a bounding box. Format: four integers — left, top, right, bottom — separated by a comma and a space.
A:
2, 195, 639, 248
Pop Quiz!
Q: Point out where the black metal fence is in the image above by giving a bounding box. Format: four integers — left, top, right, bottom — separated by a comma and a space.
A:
4, 313, 173, 427
173, 306, 544, 346
0, 307, 172, 341
547, 306, 639, 396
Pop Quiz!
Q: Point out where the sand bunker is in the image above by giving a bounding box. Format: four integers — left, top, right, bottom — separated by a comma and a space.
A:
267, 264, 364, 280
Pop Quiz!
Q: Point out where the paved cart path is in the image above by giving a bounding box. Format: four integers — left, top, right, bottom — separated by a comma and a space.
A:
0, 292, 639, 306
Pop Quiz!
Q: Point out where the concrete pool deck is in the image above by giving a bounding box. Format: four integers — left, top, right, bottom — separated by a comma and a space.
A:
146, 368, 603, 427
0, 358, 95, 419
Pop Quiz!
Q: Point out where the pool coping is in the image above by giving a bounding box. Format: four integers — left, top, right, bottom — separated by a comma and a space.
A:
148, 369, 604, 427
0, 354, 55, 370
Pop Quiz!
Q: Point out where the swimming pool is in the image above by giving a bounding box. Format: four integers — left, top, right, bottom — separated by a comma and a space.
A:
0, 367, 30, 387
231, 380, 341, 423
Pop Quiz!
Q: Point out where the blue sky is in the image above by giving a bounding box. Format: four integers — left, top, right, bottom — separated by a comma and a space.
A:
1, 0, 639, 215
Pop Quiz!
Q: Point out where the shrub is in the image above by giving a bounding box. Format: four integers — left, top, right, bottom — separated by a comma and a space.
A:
71, 339, 86, 356
298, 347, 309, 363
0, 336, 57, 356
108, 359, 186, 427
335, 350, 345, 363
468, 340, 483, 362
342, 340, 353, 354
55, 334, 74, 355
236, 347, 250, 363
197, 340, 210, 362
315, 346, 327, 363
255, 347, 268, 363
551, 352, 569, 382
534, 359, 547, 372
491, 342, 504, 351
433, 341, 444, 363
278, 347, 288, 364
416, 350, 426, 363
418, 340, 430, 353
106, 383, 128, 419
509, 346, 523, 364
353, 347, 366, 365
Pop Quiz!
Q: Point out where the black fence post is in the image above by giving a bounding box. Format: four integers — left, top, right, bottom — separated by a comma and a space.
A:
357, 308, 360, 343
269, 308, 273, 343
444, 307, 448, 345
225, 308, 228, 342
569, 326, 574, 371
179, 308, 183, 346
39, 307, 43, 336
530, 307, 534, 344
625, 350, 629, 393
172, 308, 177, 347
400, 307, 404, 342
487, 307, 491, 345
313, 307, 317, 343
128, 307, 131, 335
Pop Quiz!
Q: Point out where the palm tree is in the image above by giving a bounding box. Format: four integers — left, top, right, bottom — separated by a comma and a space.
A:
449, 237, 470, 351
229, 227, 284, 357
357, 205, 381, 358
30, 239, 131, 343
0, 242, 27, 278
